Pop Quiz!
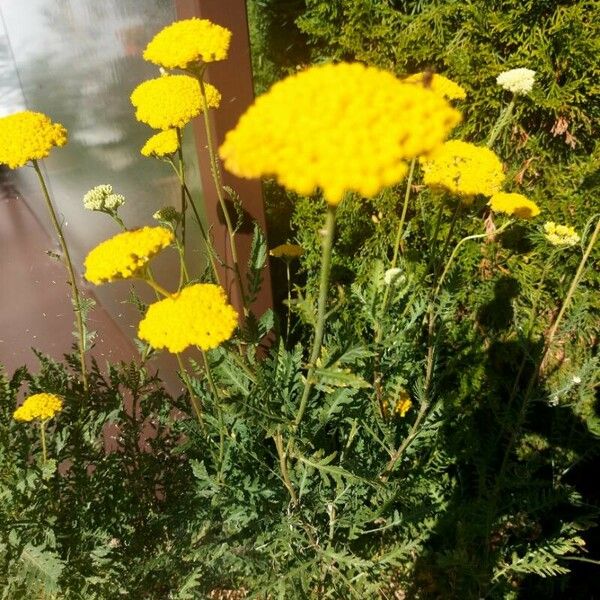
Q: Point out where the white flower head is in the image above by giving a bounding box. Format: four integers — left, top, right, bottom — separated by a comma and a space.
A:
384, 267, 404, 286
83, 184, 125, 212
572, 375, 582, 385
496, 68, 536, 95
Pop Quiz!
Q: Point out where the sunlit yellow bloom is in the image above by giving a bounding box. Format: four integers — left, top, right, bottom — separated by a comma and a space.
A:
489, 192, 540, 218
84, 227, 174, 284
421, 140, 505, 199
13, 393, 63, 422
138, 284, 237, 353
394, 394, 413, 418
220, 62, 460, 205
269, 244, 304, 259
403, 73, 466, 100
131, 75, 220, 130
0, 111, 67, 169
543, 222, 580, 247
143, 18, 232, 69
141, 129, 179, 157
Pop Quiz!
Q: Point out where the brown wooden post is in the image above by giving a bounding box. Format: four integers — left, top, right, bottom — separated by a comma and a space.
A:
175, 0, 273, 318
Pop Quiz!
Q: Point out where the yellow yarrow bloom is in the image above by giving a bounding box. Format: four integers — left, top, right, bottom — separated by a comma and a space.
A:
138, 283, 238, 353
141, 129, 179, 157
220, 62, 460, 205
143, 18, 232, 69
0, 111, 67, 169
394, 394, 413, 418
403, 73, 466, 100
131, 75, 220, 130
84, 227, 174, 284
488, 192, 540, 218
543, 222, 580, 247
421, 140, 505, 199
13, 393, 63, 422
269, 244, 304, 259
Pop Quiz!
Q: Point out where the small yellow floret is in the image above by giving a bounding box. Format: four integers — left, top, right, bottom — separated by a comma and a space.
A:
13, 393, 63, 422
84, 227, 174, 284
543, 222, 580, 247
141, 129, 180, 157
220, 62, 460, 205
269, 244, 304, 259
0, 111, 67, 169
421, 140, 505, 199
138, 284, 238, 353
403, 73, 466, 100
489, 192, 540, 218
131, 75, 220, 130
143, 18, 232, 69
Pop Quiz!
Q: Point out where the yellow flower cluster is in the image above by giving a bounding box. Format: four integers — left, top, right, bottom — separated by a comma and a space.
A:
269, 244, 304, 259
84, 227, 174, 284
131, 75, 220, 130
0, 111, 67, 169
141, 129, 179, 157
219, 62, 460, 205
383, 391, 413, 418
143, 18, 232, 69
488, 192, 540, 218
138, 284, 238, 353
403, 73, 466, 100
421, 140, 505, 199
543, 222, 580, 247
13, 393, 63, 422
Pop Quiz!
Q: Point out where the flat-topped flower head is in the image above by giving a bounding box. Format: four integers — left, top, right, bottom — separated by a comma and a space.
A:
0, 111, 67, 169
220, 62, 460, 205
84, 226, 174, 284
421, 140, 505, 199
489, 192, 540, 219
138, 283, 238, 353
403, 72, 466, 100
13, 393, 63, 422
543, 222, 580, 247
83, 184, 125, 212
269, 244, 304, 260
496, 68, 536, 95
143, 18, 232, 69
141, 129, 179, 157
131, 75, 220, 130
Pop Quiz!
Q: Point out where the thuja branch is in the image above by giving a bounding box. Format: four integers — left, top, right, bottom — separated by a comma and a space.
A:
32, 160, 88, 391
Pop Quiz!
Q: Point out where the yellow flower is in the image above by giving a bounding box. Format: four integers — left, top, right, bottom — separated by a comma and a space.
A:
138, 284, 238, 353
143, 18, 232, 69
84, 227, 174, 284
269, 244, 304, 259
543, 222, 580, 247
421, 140, 505, 199
403, 73, 466, 100
394, 394, 413, 418
488, 192, 540, 218
219, 62, 460, 205
13, 393, 63, 422
0, 111, 67, 169
131, 75, 220, 130
141, 129, 179, 157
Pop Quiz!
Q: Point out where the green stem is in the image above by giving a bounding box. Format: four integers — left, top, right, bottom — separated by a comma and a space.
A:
166, 157, 221, 285
274, 427, 298, 505
286, 260, 292, 341
176, 353, 204, 429
176, 128, 187, 253
32, 160, 88, 391
294, 205, 337, 427
197, 74, 248, 317
143, 276, 171, 298
200, 348, 225, 481
487, 97, 515, 148
39, 420, 47, 464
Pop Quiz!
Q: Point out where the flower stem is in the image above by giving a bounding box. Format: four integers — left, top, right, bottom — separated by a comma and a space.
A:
175, 353, 204, 429
285, 260, 292, 341
274, 427, 298, 505
39, 420, 47, 464
487, 96, 515, 148
197, 74, 248, 317
176, 128, 187, 253
294, 205, 337, 428
32, 160, 88, 391
143, 276, 171, 298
